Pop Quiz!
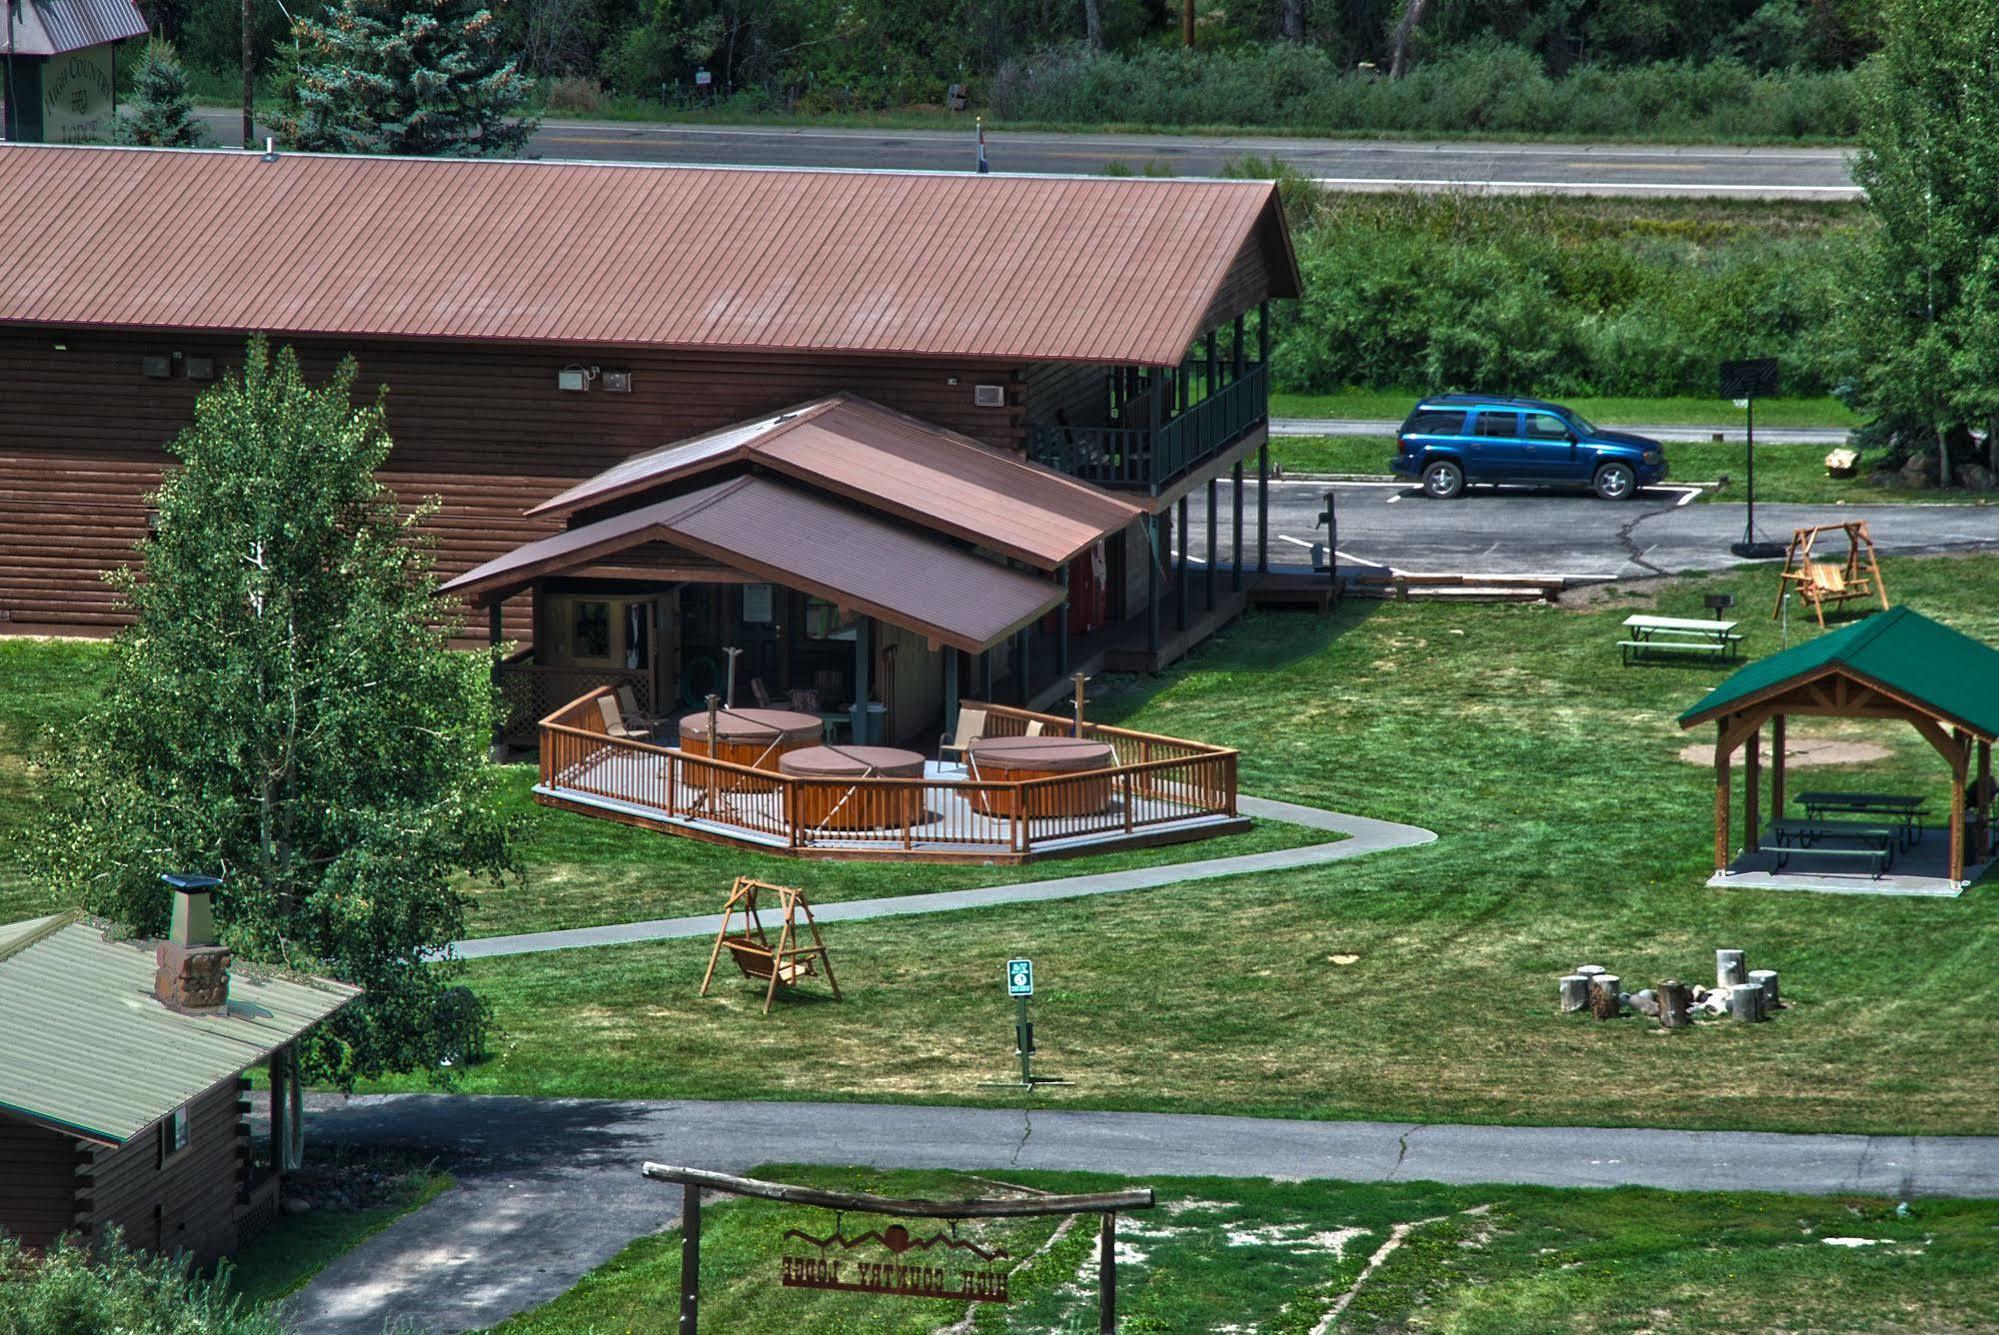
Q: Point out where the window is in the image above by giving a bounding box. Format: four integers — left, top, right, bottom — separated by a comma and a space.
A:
1473, 411, 1520, 438
1401, 409, 1465, 436
159, 1104, 189, 1165
1525, 412, 1572, 441
572, 601, 612, 661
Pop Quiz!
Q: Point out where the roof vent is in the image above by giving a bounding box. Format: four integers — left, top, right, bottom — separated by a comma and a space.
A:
156, 873, 230, 1015
261, 138, 279, 164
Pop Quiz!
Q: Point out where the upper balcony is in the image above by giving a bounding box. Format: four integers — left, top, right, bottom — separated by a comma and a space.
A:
1025, 360, 1269, 496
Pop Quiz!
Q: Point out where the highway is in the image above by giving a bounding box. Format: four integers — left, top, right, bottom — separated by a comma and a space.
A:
197, 111, 1858, 197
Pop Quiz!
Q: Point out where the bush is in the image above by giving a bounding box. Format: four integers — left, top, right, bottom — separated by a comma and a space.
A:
0, 1232, 282, 1334
1269, 193, 1865, 398
992, 40, 1863, 141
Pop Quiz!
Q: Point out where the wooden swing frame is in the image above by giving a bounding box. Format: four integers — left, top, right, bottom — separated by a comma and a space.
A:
1775, 520, 1889, 628
698, 877, 842, 1015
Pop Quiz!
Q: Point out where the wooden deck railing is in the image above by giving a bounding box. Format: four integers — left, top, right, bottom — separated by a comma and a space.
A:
535, 690, 1238, 859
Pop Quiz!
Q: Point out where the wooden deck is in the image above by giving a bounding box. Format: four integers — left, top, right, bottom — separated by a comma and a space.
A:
535, 694, 1247, 864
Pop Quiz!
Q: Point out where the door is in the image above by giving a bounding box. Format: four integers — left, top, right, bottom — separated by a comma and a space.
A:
1520, 410, 1577, 482
1466, 410, 1529, 481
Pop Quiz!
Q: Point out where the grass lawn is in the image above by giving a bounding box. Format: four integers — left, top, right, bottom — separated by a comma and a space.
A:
359, 554, 1999, 1135
501, 1165, 1999, 1334
223, 1146, 451, 1307
1267, 435, 1994, 507
0, 638, 115, 916
1269, 391, 1860, 431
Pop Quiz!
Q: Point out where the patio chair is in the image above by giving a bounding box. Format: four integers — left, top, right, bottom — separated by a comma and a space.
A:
750, 678, 773, 707
614, 685, 667, 734
1025, 720, 1046, 737
939, 707, 989, 771
596, 693, 649, 742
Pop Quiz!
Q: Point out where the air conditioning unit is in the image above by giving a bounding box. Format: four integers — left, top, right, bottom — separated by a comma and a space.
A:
602, 370, 632, 393
185, 355, 215, 380
973, 384, 1006, 408
142, 354, 172, 379
557, 368, 589, 392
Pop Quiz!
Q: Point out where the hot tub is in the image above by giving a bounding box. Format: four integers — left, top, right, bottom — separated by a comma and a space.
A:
967, 735, 1117, 819
679, 707, 823, 786
780, 745, 927, 831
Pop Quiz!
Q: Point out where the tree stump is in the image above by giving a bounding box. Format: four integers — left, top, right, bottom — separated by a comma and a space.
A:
1749, 969, 1781, 1010
1658, 979, 1692, 1029
1576, 964, 1606, 979
1728, 982, 1765, 1023
1716, 949, 1747, 989
1559, 974, 1591, 1013
1589, 973, 1623, 1020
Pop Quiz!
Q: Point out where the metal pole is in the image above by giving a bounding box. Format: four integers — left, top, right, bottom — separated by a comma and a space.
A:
1175, 494, 1189, 632
1072, 672, 1087, 736
1256, 443, 1270, 573
1204, 477, 1217, 610
1145, 516, 1161, 655
1231, 462, 1244, 592
1745, 396, 1756, 548
851, 617, 872, 743
1098, 1212, 1118, 1332
679, 1184, 701, 1334
241, 0, 254, 148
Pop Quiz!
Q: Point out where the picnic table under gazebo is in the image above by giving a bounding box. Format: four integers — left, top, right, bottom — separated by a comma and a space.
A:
1679, 608, 1998, 888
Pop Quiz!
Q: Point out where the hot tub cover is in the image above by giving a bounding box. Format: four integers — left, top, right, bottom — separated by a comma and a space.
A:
679, 707, 823, 743
779, 745, 926, 778
967, 735, 1117, 772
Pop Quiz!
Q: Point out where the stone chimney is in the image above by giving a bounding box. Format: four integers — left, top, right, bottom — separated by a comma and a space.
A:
155, 873, 231, 1015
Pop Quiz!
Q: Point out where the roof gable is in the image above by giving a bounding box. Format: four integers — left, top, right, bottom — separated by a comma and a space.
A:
1679, 608, 1999, 739
0, 146, 1299, 367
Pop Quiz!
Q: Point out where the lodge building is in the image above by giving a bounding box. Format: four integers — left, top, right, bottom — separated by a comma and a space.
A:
0, 143, 1301, 747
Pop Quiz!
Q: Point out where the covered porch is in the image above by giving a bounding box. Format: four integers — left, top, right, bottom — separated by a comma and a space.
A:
1682, 608, 1997, 896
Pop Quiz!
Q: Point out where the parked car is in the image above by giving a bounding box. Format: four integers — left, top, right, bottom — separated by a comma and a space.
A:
1389, 394, 1668, 500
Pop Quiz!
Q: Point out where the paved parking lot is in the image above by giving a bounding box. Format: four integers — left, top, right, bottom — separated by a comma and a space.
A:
1186, 479, 1999, 580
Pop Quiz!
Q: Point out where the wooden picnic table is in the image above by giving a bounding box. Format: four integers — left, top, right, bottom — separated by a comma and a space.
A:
1794, 790, 1928, 847
1618, 614, 1743, 667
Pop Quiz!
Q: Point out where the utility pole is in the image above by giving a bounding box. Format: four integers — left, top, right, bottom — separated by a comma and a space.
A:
241, 0, 254, 148
1181, 0, 1194, 46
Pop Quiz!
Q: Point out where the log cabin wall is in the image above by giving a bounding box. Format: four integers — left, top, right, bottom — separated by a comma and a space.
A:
74, 1077, 247, 1268
0, 1112, 88, 1250
0, 328, 1041, 643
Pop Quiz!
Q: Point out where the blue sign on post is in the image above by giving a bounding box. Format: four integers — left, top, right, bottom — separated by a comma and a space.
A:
1007, 959, 1033, 997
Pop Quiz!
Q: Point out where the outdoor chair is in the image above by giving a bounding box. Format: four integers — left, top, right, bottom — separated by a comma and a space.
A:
939, 707, 989, 771
750, 678, 773, 707
596, 693, 649, 742
614, 685, 667, 735
1025, 720, 1046, 737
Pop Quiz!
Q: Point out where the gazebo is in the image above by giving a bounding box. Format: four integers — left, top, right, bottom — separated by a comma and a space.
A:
1680, 608, 1998, 886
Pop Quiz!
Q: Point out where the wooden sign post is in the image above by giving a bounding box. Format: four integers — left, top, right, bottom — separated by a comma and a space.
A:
643, 1164, 1153, 1334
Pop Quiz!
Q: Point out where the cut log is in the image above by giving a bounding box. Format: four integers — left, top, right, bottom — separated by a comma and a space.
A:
1728, 982, 1765, 1023
1589, 974, 1623, 1020
1716, 949, 1747, 989
1558, 974, 1591, 1013
1749, 968, 1781, 1009
1575, 964, 1606, 979
1658, 979, 1692, 1029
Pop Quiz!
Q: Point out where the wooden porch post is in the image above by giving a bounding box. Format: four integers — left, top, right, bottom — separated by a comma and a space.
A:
1744, 724, 1762, 853
1145, 516, 1161, 655
1204, 477, 1218, 610
1979, 739, 1993, 860
1057, 563, 1071, 678
850, 615, 872, 744
1230, 461, 1244, 592
1950, 728, 1969, 884
679, 1184, 701, 1334
1714, 720, 1732, 873
1771, 713, 1787, 821
1098, 1211, 1118, 1333
1016, 626, 1031, 706
1232, 313, 1245, 379
1256, 442, 1270, 574
1175, 493, 1189, 632
943, 649, 959, 738
268, 1044, 289, 1186
487, 603, 504, 754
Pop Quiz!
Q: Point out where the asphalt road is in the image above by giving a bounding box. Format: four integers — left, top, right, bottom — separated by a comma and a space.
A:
197, 111, 1856, 196
283, 1092, 1999, 1332
1189, 480, 1998, 580
1274, 417, 1853, 446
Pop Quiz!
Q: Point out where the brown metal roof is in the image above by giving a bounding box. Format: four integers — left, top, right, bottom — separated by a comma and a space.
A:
442, 476, 1064, 653
531, 394, 1142, 569
0, 145, 1298, 367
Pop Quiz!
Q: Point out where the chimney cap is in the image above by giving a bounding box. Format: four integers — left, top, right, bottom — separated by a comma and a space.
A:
162, 872, 223, 891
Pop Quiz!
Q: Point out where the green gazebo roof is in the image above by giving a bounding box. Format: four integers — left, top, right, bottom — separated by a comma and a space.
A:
1680, 607, 1999, 740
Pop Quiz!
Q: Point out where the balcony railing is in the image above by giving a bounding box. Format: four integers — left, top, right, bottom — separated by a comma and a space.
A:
1026, 361, 1268, 493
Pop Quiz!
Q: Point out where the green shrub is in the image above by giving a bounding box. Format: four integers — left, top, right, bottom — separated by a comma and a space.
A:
0, 1233, 282, 1335
1269, 194, 1865, 398
992, 41, 1863, 141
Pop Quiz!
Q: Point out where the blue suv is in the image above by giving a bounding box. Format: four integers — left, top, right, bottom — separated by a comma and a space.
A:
1389, 394, 1668, 500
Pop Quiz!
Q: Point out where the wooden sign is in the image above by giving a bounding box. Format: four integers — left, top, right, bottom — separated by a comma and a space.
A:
780, 1222, 1011, 1303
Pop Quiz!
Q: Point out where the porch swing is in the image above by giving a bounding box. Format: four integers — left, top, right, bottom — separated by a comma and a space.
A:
698, 877, 842, 1015
1775, 520, 1890, 628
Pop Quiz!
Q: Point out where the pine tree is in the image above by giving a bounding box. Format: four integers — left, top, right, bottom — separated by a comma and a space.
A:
119, 40, 209, 147
1848, 0, 1999, 486
33, 339, 520, 1085
274, 0, 540, 157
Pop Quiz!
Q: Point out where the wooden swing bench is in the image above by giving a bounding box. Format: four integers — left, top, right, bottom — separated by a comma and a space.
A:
1775, 521, 1889, 628
698, 877, 841, 1015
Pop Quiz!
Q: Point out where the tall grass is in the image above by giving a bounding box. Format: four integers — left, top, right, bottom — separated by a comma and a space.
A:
994, 42, 1863, 142
1272, 193, 1867, 398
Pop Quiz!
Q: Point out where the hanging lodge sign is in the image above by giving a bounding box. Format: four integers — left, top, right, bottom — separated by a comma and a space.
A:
780, 1222, 1012, 1303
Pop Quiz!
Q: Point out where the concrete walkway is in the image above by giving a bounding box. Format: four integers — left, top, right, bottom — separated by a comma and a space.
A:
1271, 416, 1852, 445
452, 795, 1435, 960
285, 1093, 1999, 1333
